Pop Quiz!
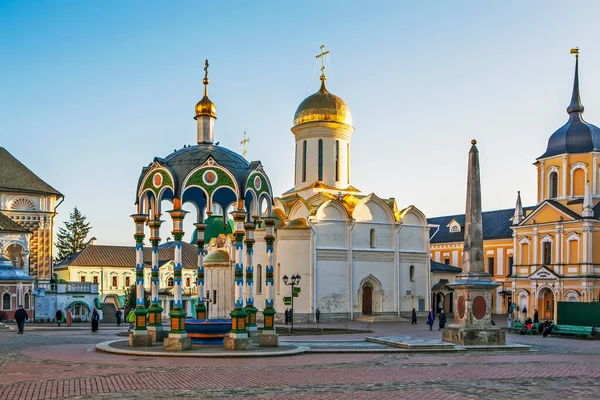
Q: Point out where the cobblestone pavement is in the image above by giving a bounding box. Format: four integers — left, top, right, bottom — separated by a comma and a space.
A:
1, 323, 600, 399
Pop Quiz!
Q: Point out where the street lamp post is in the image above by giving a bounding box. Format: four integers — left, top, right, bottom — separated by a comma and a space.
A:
282, 274, 301, 333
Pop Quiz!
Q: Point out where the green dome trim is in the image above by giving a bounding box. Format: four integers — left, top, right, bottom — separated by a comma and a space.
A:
190, 215, 234, 244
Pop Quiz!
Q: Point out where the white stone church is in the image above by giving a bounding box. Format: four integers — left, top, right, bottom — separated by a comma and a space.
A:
202, 64, 432, 321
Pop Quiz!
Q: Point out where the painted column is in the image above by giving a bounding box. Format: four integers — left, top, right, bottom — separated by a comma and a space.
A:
511, 230, 517, 276
244, 221, 258, 331
532, 227, 538, 274
194, 223, 207, 320
167, 208, 188, 337
593, 155, 598, 195
540, 161, 545, 202
262, 217, 276, 331
147, 219, 164, 330
229, 209, 248, 337
131, 214, 148, 333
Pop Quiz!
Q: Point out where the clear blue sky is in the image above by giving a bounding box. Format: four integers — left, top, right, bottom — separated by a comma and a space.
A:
2, 1, 600, 246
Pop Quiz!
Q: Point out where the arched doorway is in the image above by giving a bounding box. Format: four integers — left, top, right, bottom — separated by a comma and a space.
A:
69, 302, 90, 322
362, 284, 373, 315
538, 287, 554, 320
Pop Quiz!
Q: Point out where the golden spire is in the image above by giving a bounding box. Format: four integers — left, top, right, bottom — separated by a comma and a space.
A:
570, 47, 579, 58
315, 44, 330, 91
240, 131, 250, 159
195, 59, 216, 118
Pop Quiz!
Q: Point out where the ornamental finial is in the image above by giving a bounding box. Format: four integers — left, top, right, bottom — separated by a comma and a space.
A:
316, 44, 330, 91
567, 48, 584, 114
203, 59, 209, 96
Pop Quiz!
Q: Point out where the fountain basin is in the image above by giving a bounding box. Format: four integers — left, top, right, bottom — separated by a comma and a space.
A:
185, 319, 232, 346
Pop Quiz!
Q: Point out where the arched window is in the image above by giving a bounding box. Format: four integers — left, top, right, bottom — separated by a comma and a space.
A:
410, 265, 415, 282
370, 228, 376, 248
572, 168, 585, 196
302, 140, 307, 182
335, 140, 340, 181
2, 293, 10, 310
167, 277, 174, 287
549, 171, 558, 198
24, 293, 30, 309
318, 140, 323, 181
256, 264, 262, 294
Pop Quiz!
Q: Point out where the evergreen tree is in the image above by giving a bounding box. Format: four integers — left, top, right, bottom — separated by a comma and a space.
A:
124, 284, 150, 310
55, 206, 93, 263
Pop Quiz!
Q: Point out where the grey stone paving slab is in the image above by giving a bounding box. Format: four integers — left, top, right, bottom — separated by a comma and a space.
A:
366, 335, 456, 349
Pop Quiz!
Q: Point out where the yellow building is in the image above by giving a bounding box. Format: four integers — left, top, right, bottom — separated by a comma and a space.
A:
511, 52, 600, 321
429, 52, 600, 321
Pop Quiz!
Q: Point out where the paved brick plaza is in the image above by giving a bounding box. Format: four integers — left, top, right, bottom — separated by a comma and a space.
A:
1, 322, 599, 399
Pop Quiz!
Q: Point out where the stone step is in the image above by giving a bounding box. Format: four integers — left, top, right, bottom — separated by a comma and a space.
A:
355, 315, 409, 323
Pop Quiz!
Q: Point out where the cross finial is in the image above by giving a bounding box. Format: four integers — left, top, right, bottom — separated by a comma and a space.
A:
316, 44, 330, 80
202, 59, 210, 96
240, 131, 250, 159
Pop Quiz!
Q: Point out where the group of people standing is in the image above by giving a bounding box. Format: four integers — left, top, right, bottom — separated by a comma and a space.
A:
411, 307, 447, 331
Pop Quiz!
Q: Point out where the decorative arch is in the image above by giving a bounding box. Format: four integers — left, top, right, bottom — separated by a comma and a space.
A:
9, 197, 35, 211
536, 284, 556, 299
515, 289, 529, 314
288, 200, 310, 221
353, 194, 395, 224
258, 192, 273, 217
369, 228, 376, 248
138, 166, 176, 202
547, 166, 559, 198
570, 162, 588, 197
566, 232, 580, 264
400, 206, 427, 226
358, 274, 384, 315
563, 289, 580, 302
315, 200, 349, 221
244, 188, 259, 219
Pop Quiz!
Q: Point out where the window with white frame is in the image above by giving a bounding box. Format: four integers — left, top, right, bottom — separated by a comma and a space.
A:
2, 293, 10, 310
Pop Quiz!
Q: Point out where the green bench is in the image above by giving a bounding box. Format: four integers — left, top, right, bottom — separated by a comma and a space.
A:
507, 322, 540, 335
551, 325, 594, 338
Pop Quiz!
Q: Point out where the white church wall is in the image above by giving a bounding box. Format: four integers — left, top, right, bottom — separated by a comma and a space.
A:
353, 223, 394, 250
399, 225, 426, 252
274, 229, 311, 316
315, 221, 346, 248
316, 259, 348, 314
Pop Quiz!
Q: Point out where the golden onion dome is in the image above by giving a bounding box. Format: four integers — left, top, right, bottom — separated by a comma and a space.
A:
195, 77, 216, 118
293, 78, 352, 127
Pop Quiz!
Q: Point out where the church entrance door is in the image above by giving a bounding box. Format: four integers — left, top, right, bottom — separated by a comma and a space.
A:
362, 285, 372, 315
540, 288, 554, 320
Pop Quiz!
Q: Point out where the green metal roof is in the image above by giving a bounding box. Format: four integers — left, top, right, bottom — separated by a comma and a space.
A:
190, 215, 234, 244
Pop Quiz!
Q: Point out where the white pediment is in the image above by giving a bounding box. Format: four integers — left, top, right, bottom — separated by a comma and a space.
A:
528, 266, 559, 280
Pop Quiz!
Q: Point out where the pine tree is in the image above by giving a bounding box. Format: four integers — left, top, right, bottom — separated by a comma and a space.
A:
124, 284, 150, 310
55, 206, 93, 263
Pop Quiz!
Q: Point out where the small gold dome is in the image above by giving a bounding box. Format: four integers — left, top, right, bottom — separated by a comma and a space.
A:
195, 76, 216, 118
195, 96, 216, 118
293, 79, 352, 127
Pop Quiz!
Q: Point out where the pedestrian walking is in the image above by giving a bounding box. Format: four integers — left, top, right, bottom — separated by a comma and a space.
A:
533, 309, 539, 324
284, 308, 289, 325
289, 309, 293, 325
427, 307, 435, 331
115, 310, 122, 327
66, 308, 73, 327
438, 309, 447, 330
128, 309, 135, 333
316, 308, 320, 324
14, 305, 28, 334
55, 309, 63, 327
411, 308, 417, 325
91, 308, 100, 332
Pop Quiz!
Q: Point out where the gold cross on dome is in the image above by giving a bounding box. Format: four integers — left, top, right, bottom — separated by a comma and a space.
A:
316, 44, 330, 77
240, 131, 250, 159
204, 59, 209, 80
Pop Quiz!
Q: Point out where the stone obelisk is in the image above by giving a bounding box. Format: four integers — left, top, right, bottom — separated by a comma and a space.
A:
442, 140, 506, 345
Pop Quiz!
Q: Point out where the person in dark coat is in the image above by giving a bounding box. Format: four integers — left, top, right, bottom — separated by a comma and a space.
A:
115, 310, 122, 327
411, 308, 417, 325
438, 309, 447, 330
14, 305, 28, 334
427, 307, 435, 331
284, 309, 289, 325
316, 308, 321, 324
91, 308, 100, 332
533, 309, 539, 324
55, 309, 63, 327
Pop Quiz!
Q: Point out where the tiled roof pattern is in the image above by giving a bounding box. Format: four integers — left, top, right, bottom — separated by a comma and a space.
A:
430, 260, 462, 273
54, 242, 199, 269
0, 147, 62, 196
0, 211, 30, 233
428, 207, 535, 244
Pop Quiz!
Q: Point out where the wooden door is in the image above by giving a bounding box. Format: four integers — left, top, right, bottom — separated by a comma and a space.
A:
362, 286, 372, 315
543, 290, 553, 320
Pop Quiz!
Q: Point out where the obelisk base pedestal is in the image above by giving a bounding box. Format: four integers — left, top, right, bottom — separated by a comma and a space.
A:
442, 324, 505, 346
